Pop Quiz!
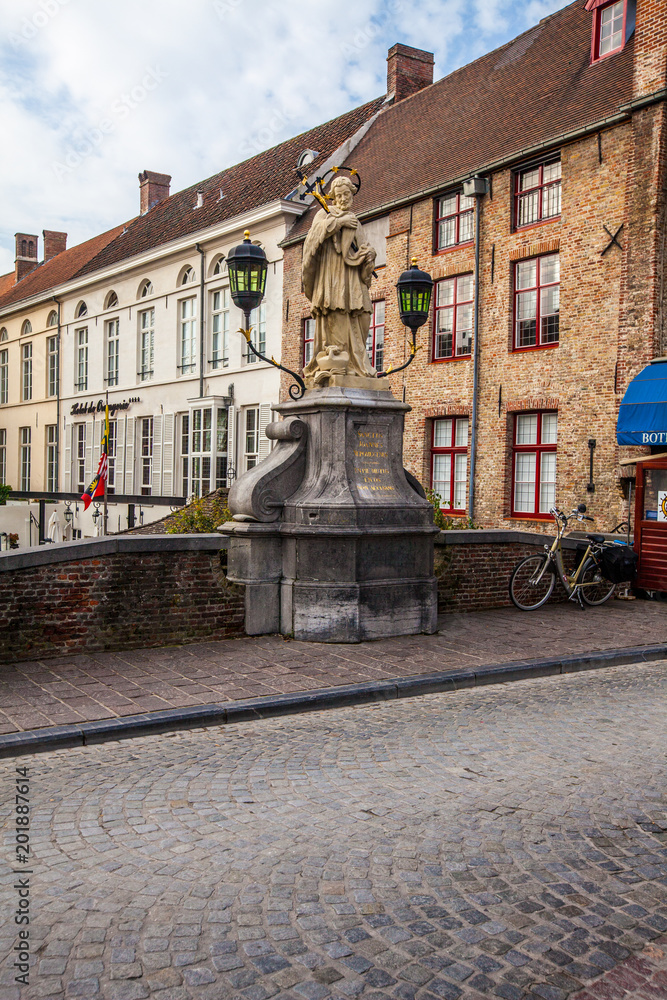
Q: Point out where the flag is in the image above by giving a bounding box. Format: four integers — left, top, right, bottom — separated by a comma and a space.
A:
82, 405, 109, 510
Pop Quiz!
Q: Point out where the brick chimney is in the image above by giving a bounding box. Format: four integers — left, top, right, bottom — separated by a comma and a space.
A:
138, 170, 171, 215
387, 44, 434, 102
14, 233, 39, 283
43, 230, 67, 262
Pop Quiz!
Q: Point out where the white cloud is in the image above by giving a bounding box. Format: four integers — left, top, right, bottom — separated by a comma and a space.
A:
0, 0, 565, 275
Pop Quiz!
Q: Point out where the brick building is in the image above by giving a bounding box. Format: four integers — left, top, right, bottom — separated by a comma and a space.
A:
281, 0, 667, 532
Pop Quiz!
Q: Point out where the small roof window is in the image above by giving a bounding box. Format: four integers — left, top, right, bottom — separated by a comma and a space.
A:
105, 290, 118, 309
75, 301, 88, 318
21, 319, 32, 335
46, 310, 58, 327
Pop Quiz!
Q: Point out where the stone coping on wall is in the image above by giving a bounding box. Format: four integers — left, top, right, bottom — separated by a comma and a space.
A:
0, 527, 598, 574
435, 528, 580, 548
0, 533, 228, 572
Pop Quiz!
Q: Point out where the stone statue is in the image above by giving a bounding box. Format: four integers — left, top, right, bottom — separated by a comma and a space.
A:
302, 175, 378, 385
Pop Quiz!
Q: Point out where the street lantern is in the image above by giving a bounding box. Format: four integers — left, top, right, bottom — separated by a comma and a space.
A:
396, 258, 433, 332
227, 230, 305, 398
377, 258, 433, 378
64, 502, 74, 527
227, 230, 268, 328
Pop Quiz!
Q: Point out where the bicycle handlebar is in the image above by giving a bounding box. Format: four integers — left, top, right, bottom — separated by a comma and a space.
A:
549, 507, 595, 526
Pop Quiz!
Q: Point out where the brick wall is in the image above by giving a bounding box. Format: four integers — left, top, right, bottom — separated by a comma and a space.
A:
435, 530, 579, 613
0, 536, 245, 663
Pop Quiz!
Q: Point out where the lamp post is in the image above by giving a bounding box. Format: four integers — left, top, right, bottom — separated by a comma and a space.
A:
378, 258, 433, 377
227, 230, 305, 399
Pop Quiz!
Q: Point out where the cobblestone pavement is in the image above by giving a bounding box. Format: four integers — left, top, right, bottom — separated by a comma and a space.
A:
1, 661, 666, 1000
0, 600, 665, 734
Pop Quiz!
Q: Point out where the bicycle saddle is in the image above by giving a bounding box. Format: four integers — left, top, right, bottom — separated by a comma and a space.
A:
586, 534, 606, 544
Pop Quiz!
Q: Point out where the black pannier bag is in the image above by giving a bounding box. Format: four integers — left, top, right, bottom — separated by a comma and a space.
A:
600, 544, 639, 584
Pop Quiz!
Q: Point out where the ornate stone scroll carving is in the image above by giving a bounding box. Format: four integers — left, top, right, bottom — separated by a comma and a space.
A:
228, 416, 307, 522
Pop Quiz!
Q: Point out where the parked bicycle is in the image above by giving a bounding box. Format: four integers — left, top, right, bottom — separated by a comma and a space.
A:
509, 503, 636, 611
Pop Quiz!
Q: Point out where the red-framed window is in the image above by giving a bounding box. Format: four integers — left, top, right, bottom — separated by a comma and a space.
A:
511, 411, 557, 518
514, 158, 561, 229
592, 0, 626, 60
514, 253, 559, 350
433, 274, 473, 360
435, 191, 475, 251
303, 318, 315, 367
431, 417, 469, 513
366, 300, 385, 371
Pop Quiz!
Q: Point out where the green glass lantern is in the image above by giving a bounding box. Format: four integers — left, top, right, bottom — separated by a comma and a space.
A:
226, 230, 268, 322
396, 258, 433, 332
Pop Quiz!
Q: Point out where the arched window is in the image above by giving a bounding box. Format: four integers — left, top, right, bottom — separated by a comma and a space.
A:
28, 241, 34, 256
212, 256, 226, 276
21, 320, 32, 336
104, 290, 118, 310
46, 310, 58, 327
75, 301, 88, 318
0, 328, 7, 342
180, 266, 196, 285
139, 279, 154, 299
21, 240, 26, 256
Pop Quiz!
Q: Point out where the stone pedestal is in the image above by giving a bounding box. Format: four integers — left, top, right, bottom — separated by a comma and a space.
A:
221, 386, 438, 642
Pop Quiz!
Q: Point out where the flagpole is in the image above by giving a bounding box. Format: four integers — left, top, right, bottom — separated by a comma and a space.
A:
103, 390, 109, 536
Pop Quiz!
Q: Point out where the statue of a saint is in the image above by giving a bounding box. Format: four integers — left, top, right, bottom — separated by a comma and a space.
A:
302, 176, 378, 385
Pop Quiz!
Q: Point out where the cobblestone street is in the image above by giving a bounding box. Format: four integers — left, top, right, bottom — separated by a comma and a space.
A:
1, 662, 666, 1000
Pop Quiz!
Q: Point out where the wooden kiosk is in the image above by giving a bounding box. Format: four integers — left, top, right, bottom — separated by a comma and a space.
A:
633, 455, 667, 592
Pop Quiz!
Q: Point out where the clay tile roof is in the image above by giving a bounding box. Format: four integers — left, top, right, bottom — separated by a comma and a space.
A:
0, 96, 384, 312
0, 272, 15, 300
286, 0, 634, 240
75, 97, 386, 278
0, 225, 126, 312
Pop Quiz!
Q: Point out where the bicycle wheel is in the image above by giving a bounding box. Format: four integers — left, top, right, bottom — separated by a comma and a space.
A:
579, 556, 616, 606
509, 555, 556, 611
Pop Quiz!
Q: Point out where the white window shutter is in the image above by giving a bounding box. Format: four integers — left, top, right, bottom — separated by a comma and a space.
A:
152, 414, 163, 495
162, 413, 174, 496
258, 403, 271, 461
64, 424, 72, 491
124, 416, 135, 494
85, 419, 94, 480
92, 414, 100, 471
115, 418, 125, 496
227, 405, 236, 485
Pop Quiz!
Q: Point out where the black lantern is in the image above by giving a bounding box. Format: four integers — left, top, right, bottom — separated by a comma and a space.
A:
64, 502, 74, 527
226, 230, 268, 325
396, 258, 433, 332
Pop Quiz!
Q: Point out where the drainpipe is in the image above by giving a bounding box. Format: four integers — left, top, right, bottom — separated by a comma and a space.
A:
195, 244, 205, 399
53, 296, 61, 490
462, 176, 489, 524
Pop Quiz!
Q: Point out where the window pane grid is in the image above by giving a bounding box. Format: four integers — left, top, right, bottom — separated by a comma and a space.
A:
179, 298, 197, 374
433, 275, 473, 359
599, 1, 624, 55
22, 342, 33, 400
515, 159, 561, 228
47, 336, 58, 397
106, 319, 119, 387
512, 411, 558, 517
247, 306, 266, 363
431, 417, 469, 512
436, 192, 474, 250
366, 301, 385, 371
139, 309, 154, 380
211, 288, 230, 369
514, 254, 559, 349
0, 350, 7, 405
303, 318, 315, 367
75, 328, 87, 391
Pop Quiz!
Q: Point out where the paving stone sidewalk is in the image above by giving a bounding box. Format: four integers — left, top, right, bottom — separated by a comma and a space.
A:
0, 600, 664, 736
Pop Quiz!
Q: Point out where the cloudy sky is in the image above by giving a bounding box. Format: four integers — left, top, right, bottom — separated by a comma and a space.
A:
1, 0, 564, 275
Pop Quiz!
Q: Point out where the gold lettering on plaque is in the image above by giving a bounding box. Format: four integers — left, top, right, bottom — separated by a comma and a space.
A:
353, 426, 396, 495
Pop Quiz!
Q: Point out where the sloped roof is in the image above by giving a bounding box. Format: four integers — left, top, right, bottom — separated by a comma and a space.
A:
76, 98, 385, 277
286, 0, 634, 240
0, 226, 126, 312
0, 272, 15, 303
0, 96, 385, 313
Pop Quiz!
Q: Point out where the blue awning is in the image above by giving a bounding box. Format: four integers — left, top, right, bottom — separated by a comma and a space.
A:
617, 358, 667, 446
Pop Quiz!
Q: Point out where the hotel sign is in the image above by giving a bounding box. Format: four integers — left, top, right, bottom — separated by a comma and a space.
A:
70, 396, 141, 416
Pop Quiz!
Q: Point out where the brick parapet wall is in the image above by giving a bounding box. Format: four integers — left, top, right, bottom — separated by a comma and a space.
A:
434, 529, 579, 612
0, 535, 245, 663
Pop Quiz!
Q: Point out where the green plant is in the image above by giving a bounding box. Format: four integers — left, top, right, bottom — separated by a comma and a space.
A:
0, 484, 13, 505
166, 492, 233, 534
426, 488, 478, 530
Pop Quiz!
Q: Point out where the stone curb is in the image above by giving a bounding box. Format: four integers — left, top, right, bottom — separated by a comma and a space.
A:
0, 643, 665, 758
